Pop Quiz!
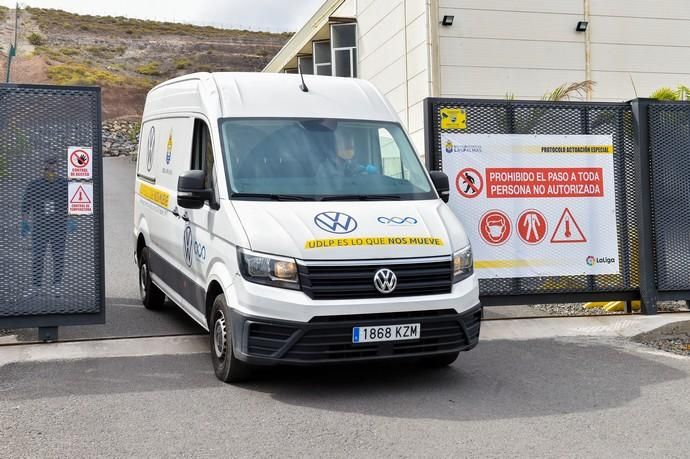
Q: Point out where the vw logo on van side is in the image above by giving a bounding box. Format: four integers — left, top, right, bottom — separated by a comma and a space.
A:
146, 125, 156, 172
183, 226, 193, 267
374, 268, 397, 294
314, 212, 358, 234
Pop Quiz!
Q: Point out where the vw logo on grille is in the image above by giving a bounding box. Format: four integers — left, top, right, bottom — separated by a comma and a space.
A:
374, 268, 397, 294
314, 211, 358, 234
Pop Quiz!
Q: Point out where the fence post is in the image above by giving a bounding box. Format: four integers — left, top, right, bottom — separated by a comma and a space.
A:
630, 98, 657, 315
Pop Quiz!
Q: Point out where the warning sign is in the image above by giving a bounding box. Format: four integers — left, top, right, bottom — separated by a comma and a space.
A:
441, 133, 620, 278
68, 182, 93, 215
517, 210, 548, 245
456, 168, 483, 198
550, 208, 586, 243
440, 108, 466, 130
479, 210, 511, 246
68, 146, 93, 179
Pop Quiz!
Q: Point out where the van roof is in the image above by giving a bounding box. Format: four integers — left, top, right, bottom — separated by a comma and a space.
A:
146, 72, 400, 122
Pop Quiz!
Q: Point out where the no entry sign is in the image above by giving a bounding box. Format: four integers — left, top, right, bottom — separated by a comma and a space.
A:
442, 133, 620, 279
68, 146, 93, 179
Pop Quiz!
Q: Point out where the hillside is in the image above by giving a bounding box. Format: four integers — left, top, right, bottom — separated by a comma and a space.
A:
0, 7, 291, 119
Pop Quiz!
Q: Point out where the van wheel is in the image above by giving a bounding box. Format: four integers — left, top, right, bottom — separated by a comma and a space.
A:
424, 352, 460, 368
139, 247, 165, 310
210, 294, 252, 383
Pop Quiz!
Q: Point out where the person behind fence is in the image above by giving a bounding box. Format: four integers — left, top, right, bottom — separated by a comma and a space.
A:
20, 157, 75, 295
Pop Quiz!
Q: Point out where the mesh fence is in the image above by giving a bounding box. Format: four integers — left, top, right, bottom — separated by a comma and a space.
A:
0, 85, 103, 318
428, 99, 639, 298
648, 103, 690, 291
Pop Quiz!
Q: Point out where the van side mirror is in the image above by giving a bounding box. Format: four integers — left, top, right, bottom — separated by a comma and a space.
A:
178, 170, 212, 209
429, 171, 450, 203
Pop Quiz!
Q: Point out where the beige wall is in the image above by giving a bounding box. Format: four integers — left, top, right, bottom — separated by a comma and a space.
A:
357, 0, 432, 156
436, 0, 690, 101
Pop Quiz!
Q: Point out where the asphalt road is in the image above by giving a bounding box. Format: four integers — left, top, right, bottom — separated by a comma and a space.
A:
1, 337, 688, 457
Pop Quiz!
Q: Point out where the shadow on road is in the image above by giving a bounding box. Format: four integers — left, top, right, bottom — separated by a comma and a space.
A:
2, 338, 686, 422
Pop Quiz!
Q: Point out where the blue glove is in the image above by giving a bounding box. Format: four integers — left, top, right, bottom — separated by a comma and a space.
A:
66, 218, 77, 234
358, 164, 379, 175
20, 220, 30, 237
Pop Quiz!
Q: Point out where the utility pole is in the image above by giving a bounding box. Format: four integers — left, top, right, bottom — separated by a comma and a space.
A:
5, 3, 19, 83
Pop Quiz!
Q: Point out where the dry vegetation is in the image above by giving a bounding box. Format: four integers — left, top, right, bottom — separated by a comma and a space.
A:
0, 6, 8, 22
28, 7, 289, 40
13, 7, 291, 118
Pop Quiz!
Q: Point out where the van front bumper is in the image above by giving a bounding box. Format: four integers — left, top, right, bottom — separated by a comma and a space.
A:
229, 303, 482, 366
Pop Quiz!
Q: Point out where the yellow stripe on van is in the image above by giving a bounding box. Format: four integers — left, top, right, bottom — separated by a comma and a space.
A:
305, 236, 444, 249
139, 182, 170, 208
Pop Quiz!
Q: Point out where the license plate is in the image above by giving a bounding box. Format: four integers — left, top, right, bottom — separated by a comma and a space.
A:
352, 323, 421, 343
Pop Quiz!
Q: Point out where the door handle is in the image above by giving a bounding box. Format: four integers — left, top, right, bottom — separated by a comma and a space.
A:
181, 212, 190, 222
172, 207, 180, 218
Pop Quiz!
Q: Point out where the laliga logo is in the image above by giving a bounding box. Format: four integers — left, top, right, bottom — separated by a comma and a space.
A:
586, 256, 596, 266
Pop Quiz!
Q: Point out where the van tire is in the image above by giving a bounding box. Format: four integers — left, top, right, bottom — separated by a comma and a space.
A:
424, 352, 460, 368
210, 294, 252, 383
138, 247, 165, 310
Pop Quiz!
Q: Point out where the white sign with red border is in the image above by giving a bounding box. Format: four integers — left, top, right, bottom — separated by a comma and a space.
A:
442, 133, 620, 279
68, 182, 94, 215
67, 146, 93, 179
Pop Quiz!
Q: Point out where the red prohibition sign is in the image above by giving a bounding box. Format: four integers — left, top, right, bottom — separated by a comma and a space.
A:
517, 209, 548, 245
479, 210, 511, 246
70, 149, 90, 169
456, 167, 483, 198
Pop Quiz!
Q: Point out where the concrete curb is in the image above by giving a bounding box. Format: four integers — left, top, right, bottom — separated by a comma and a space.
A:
1, 314, 688, 367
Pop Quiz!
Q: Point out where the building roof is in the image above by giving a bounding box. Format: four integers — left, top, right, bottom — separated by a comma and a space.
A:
263, 0, 346, 73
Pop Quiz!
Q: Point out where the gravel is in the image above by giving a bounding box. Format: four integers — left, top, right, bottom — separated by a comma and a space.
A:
530, 300, 689, 316
632, 320, 690, 357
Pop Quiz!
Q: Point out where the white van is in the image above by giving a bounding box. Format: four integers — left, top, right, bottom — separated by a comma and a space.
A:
133, 72, 480, 382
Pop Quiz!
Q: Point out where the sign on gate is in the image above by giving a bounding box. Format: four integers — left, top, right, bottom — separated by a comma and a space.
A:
441, 133, 620, 279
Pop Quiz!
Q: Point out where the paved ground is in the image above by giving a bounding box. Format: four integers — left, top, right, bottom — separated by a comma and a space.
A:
1, 326, 688, 457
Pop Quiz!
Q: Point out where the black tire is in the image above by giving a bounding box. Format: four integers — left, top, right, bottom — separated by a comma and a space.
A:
138, 247, 166, 310
209, 294, 252, 383
424, 352, 460, 368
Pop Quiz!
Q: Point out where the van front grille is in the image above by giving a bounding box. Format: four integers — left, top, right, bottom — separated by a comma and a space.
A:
298, 260, 453, 300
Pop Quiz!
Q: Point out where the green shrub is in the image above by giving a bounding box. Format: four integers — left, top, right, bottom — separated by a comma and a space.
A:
135, 61, 161, 76
27, 33, 45, 46
60, 47, 79, 56
175, 58, 192, 70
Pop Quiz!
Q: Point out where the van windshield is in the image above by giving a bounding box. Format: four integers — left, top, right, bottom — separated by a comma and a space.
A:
219, 119, 436, 201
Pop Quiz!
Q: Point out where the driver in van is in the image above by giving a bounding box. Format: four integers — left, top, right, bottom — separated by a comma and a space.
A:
316, 130, 378, 179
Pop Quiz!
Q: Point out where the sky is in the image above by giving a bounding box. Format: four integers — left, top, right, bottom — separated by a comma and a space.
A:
0, 0, 325, 32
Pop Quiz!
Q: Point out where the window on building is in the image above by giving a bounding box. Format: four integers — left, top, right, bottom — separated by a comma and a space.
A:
331, 23, 357, 78
313, 41, 332, 76
297, 56, 314, 75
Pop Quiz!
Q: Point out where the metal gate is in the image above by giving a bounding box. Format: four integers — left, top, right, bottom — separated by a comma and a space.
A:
424, 98, 649, 310
0, 84, 104, 335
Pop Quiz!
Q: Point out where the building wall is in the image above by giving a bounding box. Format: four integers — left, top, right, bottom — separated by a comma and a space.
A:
435, 0, 690, 101
357, 0, 432, 156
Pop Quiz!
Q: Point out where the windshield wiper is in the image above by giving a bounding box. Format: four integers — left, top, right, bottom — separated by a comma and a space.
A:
231, 193, 315, 201
320, 195, 401, 201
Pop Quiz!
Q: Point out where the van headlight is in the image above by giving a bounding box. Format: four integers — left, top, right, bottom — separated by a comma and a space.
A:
453, 246, 473, 283
237, 248, 300, 290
